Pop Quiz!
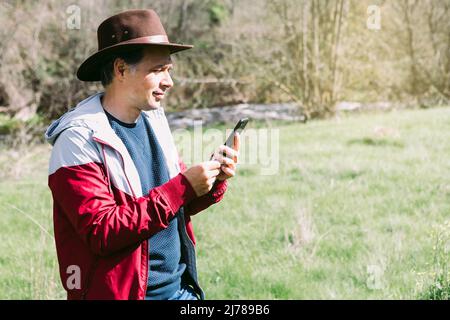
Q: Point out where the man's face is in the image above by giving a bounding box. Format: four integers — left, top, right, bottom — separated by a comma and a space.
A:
122, 46, 174, 110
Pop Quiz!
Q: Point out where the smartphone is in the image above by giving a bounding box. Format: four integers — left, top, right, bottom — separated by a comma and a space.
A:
210, 118, 249, 160
224, 117, 249, 149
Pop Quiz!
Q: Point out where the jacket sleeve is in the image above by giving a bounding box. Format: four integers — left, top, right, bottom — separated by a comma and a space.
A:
48, 128, 197, 257
178, 158, 228, 216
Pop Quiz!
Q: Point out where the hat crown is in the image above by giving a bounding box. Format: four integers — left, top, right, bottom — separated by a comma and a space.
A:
77, 9, 192, 81
97, 9, 168, 50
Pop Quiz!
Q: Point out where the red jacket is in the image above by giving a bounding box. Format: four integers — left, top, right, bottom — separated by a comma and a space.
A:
45, 93, 227, 299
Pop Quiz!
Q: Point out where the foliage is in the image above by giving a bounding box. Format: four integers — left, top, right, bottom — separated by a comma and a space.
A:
0, 0, 448, 124
416, 222, 450, 300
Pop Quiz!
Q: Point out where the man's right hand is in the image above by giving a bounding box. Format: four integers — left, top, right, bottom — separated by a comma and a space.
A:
182, 161, 221, 197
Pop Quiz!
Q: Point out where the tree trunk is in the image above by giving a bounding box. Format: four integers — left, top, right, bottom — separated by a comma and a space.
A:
302, 0, 309, 107
331, 0, 345, 103
176, 0, 189, 36
403, 0, 419, 95
312, 0, 320, 106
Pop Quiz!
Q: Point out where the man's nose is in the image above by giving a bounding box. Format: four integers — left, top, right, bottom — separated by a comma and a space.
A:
161, 71, 174, 89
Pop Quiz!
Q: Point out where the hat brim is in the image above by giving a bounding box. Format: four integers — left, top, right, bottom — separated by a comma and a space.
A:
76, 40, 193, 82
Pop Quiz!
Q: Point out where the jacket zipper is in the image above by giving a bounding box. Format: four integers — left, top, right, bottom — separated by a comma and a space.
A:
143, 239, 149, 299
94, 136, 148, 298
101, 144, 113, 194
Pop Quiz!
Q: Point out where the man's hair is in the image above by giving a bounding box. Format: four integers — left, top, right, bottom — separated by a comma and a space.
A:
100, 47, 145, 87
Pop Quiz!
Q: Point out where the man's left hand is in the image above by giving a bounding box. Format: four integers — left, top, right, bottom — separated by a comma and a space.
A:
213, 133, 240, 181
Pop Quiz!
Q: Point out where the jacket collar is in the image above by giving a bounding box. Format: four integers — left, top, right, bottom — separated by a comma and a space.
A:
45, 92, 181, 180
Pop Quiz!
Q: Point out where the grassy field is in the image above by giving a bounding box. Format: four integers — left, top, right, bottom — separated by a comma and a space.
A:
0, 107, 449, 299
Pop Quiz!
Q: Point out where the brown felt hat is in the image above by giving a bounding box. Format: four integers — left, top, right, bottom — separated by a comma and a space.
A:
76, 9, 193, 81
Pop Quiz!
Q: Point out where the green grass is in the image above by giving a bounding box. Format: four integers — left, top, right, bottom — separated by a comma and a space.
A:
0, 145, 64, 299
1, 107, 449, 299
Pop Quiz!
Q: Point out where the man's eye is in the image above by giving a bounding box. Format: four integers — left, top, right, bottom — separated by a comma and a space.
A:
151, 68, 173, 73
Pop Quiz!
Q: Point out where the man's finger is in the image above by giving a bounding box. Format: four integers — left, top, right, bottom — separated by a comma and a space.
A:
221, 166, 235, 177
220, 162, 236, 172
233, 132, 240, 151
214, 152, 235, 166
207, 169, 220, 178
233, 133, 240, 163
205, 160, 221, 169
207, 177, 217, 186
218, 146, 238, 159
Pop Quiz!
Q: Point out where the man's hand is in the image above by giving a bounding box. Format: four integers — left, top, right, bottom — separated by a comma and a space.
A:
214, 133, 240, 181
182, 161, 222, 197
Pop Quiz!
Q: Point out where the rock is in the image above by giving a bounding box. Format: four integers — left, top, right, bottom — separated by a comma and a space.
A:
166, 103, 306, 129
336, 101, 396, 112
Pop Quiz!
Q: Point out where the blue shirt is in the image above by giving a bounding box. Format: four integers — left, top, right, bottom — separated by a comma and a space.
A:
104, 109, 186, 300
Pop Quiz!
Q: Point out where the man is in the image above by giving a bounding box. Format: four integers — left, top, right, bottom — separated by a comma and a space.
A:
45, 9, 239, 300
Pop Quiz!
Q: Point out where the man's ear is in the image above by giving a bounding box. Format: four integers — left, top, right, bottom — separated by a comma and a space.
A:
114, 58, 126, 79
